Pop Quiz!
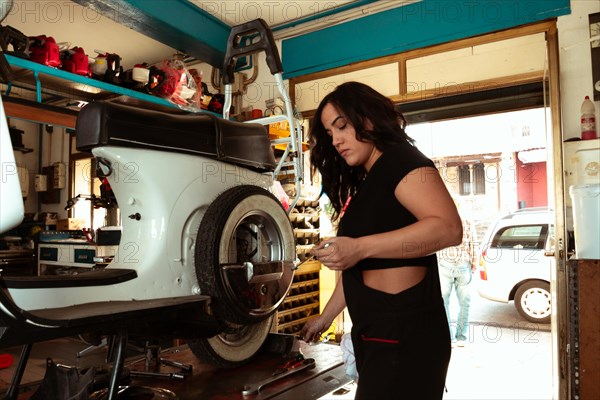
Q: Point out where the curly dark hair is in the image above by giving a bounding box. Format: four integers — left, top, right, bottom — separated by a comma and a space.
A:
309, 82, 413, 221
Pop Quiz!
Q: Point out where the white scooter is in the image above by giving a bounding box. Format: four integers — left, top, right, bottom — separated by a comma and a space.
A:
0, 19, 303, 398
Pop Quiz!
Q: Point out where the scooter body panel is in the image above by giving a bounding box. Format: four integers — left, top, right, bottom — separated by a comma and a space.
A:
7, 147, 273, 311
0, 96, 24, 234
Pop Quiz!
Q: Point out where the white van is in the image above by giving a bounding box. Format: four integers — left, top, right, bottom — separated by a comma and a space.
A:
476, 207, 554, 324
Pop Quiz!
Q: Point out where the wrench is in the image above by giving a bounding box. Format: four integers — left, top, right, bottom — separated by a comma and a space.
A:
241, 358, 316, 395
160, 357, 193, 373
293, 243, 330, 270
130, 370, 187, 380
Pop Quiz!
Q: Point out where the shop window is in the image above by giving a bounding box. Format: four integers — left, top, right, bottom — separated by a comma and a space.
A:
459, 165, 471, 195
458, 164, 486, 196
69, 156, 107, 229
473, 164, 486, 195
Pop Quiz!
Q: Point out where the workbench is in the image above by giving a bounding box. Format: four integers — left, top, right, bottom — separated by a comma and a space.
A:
122, 339, 352, 400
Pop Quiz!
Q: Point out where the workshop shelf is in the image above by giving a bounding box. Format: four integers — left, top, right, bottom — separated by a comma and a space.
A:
2, 54, 222, 119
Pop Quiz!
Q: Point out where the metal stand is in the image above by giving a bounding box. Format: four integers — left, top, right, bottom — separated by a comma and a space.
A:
107, 330, 127, 400
128, 341, 192, 381
1, 343, 32, 400
77, 336, 108, 358
222, 19, 304, 211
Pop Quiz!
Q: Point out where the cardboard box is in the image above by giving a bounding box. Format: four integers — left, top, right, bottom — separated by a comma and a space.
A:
40, 212, 58, 226
56, 218, 86, 231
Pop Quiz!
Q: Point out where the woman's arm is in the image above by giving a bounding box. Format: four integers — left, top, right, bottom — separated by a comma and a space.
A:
301, 276, 346, 342
315, 167, 462, 270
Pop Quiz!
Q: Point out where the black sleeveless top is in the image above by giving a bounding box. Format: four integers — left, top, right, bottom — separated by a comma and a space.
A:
337, 141, 438, 271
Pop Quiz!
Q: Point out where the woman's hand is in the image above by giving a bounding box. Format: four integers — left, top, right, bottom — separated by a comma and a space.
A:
300, 315, 332, 343
311, 237, 362, 271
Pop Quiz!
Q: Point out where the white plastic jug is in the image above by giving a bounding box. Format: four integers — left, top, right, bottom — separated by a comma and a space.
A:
570, 183, 600, 259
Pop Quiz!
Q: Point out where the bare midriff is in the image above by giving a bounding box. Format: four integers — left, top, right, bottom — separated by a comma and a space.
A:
362, 266, 427, 294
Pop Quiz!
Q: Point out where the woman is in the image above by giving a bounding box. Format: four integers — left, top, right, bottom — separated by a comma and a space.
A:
301, 82, 462, 399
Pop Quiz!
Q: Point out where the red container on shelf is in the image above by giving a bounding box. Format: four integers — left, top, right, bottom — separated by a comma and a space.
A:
28, 35, 61, 68
61, 47, 91, 76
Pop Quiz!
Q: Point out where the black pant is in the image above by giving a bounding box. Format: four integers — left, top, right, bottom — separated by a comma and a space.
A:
343, 266, 451, 400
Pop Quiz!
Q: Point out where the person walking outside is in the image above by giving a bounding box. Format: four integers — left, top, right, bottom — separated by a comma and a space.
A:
438, 206, 477, 347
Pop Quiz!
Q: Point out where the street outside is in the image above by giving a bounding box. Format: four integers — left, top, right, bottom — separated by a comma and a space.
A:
443, 280, 553, 399
467, 279, 551, 333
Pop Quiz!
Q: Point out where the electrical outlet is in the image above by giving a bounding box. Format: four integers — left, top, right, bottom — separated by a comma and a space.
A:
35, 174, 48, 192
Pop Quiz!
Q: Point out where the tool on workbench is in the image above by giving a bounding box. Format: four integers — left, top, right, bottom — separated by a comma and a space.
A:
128, 341, 193, 381
272, 354, 307, 376
129, 370, 187, 381
89, 386, 178, 399
241, 357, 316, 396
159, 357, 193, 373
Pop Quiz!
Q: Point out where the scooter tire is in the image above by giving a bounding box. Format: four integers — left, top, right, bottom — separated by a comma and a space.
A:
188, 315, 274, 368
194, 184, 295, 325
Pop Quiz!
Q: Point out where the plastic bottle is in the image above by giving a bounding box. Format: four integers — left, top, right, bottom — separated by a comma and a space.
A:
580, 96, 597, 140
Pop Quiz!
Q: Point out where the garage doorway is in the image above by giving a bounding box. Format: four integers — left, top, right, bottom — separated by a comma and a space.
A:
406, 107, 554, 399
292, 20, 566, 399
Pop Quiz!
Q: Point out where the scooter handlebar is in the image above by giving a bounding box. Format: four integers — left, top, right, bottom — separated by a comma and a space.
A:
222, 18, 283, 85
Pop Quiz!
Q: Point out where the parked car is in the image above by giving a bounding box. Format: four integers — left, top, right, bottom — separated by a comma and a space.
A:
476, 207, 554, 324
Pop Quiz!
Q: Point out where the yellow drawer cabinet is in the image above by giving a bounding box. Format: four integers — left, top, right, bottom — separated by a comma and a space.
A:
275, 259, 321, 334
275, 196, 321, 334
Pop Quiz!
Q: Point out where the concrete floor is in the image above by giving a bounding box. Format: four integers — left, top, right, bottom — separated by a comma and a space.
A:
443, 325, 552, 399
444, 281, 553, 399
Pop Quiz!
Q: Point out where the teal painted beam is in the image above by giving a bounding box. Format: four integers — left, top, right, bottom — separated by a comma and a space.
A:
71, 0, 230, 67
273, 0, 381, 31
282, 0, 570, 79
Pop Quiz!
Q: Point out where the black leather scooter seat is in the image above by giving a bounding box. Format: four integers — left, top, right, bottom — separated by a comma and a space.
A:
76, 101, 277, 172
